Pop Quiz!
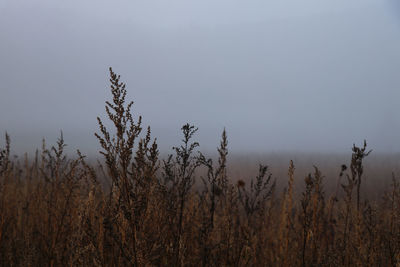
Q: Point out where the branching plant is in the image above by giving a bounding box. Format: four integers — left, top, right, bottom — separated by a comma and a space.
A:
0, 68, 397, 266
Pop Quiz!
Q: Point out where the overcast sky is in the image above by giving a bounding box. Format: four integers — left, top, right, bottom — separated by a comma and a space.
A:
1, 0, 400, 155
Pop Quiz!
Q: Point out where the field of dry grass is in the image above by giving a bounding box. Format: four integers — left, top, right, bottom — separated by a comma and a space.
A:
0, 69, 399, 266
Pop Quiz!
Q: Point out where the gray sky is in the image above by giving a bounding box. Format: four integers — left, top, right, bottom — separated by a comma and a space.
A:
1, 0, 400, 155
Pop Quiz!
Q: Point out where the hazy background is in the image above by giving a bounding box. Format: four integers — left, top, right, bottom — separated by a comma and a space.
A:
1, 0, 400, 156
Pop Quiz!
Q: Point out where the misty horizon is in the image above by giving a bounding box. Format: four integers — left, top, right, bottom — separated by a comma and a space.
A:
1, 0, 400, 155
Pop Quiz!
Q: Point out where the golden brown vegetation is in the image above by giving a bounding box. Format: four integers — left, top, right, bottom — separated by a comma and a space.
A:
0, 68, 399, 266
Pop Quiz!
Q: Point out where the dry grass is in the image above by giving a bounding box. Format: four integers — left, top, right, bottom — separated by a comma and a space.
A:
0, 68, 399, 266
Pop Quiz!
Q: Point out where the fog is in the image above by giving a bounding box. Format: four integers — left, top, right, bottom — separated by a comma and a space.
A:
1, 0, 400, 156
